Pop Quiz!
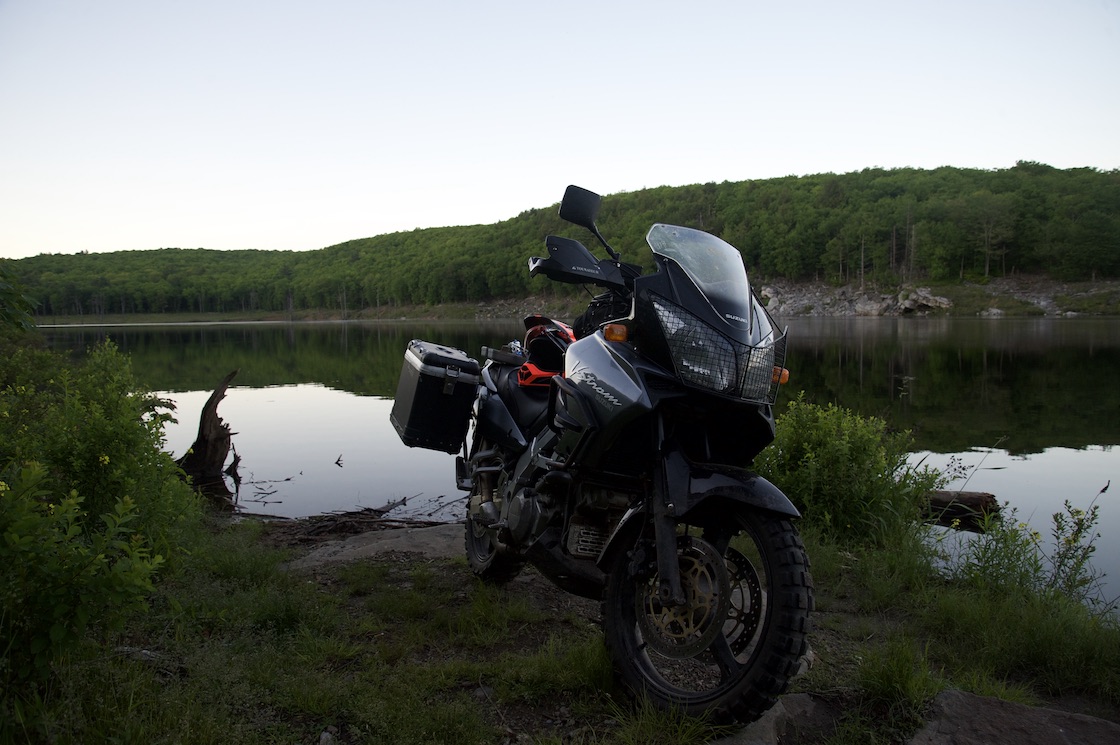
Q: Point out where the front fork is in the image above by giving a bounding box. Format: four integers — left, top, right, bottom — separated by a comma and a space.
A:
652, 415, 687, 606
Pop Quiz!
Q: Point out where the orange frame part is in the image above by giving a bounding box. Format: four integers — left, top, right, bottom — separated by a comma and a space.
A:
517, 361, 557, 388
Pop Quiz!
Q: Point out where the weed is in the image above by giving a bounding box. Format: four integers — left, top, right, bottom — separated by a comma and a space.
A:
606, 694, 737, 745
858, 635, 946, 717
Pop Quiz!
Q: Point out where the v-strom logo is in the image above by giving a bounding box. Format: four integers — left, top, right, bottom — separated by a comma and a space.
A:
574, 371, 623, 408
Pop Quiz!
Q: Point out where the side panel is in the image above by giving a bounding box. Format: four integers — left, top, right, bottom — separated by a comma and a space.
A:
557, 335, 653, 468
476, 387, 528, 451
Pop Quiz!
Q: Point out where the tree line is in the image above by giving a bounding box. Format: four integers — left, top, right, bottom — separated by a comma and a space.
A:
9, 162, 1120, 317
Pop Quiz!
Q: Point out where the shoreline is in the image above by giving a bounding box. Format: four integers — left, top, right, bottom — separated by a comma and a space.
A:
30, 277, 1120, 327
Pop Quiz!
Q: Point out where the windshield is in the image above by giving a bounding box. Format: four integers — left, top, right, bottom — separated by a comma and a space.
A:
645, 224, 760, 331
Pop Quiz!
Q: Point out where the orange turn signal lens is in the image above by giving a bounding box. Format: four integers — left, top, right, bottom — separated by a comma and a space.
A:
603, 324, 629, 342
772, 367, 790, 385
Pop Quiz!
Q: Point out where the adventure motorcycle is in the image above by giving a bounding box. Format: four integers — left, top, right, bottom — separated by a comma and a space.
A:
390, 185, 813, 723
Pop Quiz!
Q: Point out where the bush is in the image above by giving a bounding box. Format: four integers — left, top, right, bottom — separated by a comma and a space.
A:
755, 394, 941, 544
0, 342, 198, 555
0, 340, 199, 690
0, 463, 164, 682
0, 260, 36, 333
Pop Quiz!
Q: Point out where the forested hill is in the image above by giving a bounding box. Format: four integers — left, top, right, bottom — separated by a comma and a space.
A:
10, 162, 1120, 317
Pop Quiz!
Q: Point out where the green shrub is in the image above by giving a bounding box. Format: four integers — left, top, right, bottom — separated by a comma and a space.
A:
0, 260, 36, 333
0, 463, 164, 683
756, 394, 941, 544
0, 341, 199, 555
0, 340, 200, 692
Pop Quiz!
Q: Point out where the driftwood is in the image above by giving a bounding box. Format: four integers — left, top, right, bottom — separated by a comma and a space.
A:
923, 490, 1000, 532
263, 503, 446, 545
176, 369, 239, 507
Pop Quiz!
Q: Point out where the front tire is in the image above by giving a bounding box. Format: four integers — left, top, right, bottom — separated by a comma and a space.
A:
602, 509, 813, 724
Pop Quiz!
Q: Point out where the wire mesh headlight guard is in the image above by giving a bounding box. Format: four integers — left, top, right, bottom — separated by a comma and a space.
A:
650, 294, 786, 404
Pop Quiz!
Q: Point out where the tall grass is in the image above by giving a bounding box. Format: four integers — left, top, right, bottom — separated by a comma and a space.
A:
770, 399, 1120, 741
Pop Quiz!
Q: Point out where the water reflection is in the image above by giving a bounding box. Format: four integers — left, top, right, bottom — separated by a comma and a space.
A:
41, 318, 1120, 587
161, 386, 461, 520
779, 317, 1120, 454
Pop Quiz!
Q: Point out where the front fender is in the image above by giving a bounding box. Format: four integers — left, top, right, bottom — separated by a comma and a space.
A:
664, 447, 800, 519
596, 450, 800, 572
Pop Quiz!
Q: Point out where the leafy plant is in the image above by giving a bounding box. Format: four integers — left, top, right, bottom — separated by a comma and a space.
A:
1045, 485, 1111, 607
1, 338, 199, 705
933, 482, 1115, 612
0, 341, 199, 555
0, 260, 37, 333
0, 462, 164, 683
756, 394, 942, 544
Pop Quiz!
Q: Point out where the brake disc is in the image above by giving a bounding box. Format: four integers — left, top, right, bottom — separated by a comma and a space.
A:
723, 547, 763, 655
635, 536, 732, 658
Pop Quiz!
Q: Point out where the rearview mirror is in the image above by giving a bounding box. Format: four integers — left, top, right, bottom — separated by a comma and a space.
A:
559, 185, 601, 231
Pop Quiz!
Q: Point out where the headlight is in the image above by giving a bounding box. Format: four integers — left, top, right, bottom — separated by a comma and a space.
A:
741, 343, 775, 400
652, 295, 785, 403
652, 297, 737, 393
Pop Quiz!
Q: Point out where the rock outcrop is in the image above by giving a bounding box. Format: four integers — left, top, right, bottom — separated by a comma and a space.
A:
760, 283, 952, 317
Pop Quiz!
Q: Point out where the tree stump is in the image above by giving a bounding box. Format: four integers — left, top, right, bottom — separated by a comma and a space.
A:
176, 369, 239, 507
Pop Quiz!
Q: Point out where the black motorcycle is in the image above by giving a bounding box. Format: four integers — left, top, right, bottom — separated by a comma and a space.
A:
391, 185, 812, 723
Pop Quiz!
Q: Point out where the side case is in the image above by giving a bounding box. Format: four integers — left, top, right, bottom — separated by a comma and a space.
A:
390, 340, 481, 453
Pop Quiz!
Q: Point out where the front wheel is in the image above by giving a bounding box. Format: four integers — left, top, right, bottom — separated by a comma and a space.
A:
602, 509, 813, 724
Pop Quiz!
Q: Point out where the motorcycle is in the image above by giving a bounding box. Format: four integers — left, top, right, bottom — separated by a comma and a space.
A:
390, 185, 813, 724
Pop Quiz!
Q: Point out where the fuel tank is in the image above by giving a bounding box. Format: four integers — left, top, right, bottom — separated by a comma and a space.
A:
554, 334, 654, 468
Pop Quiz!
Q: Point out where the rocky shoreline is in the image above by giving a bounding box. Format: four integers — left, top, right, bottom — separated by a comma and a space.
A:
474, 277, 1118, 324
762, 276, 1117, 318
760, 282, 953, 317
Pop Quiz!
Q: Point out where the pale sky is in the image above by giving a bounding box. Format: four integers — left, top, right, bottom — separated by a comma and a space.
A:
1, 0, 1117, 260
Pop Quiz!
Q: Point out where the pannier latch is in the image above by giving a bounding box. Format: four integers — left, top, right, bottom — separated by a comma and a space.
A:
442, 366, 460, 394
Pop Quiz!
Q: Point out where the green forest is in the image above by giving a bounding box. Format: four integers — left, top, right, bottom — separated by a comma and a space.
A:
9, 162, 1120, 317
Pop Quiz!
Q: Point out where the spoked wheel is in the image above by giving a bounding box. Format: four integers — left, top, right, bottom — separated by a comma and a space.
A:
603, 509, 813, 724
463, 441, 524, 583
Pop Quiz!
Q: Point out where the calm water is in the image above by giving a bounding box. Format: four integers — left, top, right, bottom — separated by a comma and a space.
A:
42, 317, 1120, 586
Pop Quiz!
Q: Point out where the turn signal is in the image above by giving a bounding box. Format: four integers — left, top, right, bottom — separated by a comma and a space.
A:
772, 367, 790, 385
603, 324, 629, 342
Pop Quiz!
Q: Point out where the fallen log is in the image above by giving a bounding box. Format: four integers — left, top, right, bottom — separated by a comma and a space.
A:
923, 490, 1000, 532
176, 369, 239, 507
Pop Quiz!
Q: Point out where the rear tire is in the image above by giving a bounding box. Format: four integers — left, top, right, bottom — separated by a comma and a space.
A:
464, 517, 525, 583
463, 437, 524, 583
602, 508, 813, 724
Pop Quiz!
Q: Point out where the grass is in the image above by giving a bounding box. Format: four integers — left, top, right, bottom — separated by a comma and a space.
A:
1054, 287, 1120, 314
790, 521, 1120, 743
7, 505, 1120, 743
8, 518, 711, 744
923, 282, 1044, 316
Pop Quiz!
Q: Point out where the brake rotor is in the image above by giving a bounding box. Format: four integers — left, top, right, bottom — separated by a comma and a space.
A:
723, 547, 763, 655
635, 536, 732, 658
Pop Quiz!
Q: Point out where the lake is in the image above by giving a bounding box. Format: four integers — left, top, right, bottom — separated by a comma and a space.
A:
41, 317, 1120, 590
